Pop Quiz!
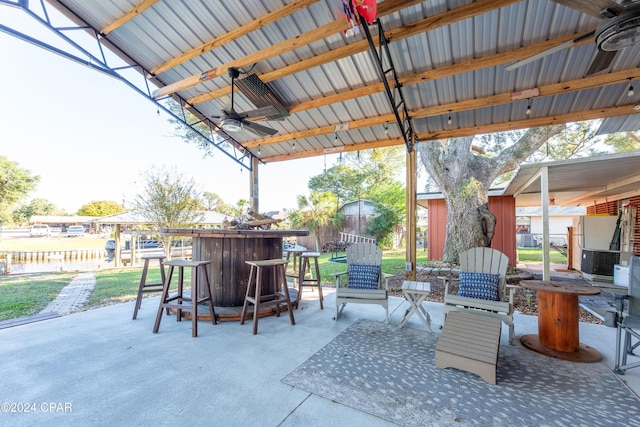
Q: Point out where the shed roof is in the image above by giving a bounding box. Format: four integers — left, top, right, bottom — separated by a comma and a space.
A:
5, 0, 639, 168
95, 210, 226, 225
418, 151, 640, 207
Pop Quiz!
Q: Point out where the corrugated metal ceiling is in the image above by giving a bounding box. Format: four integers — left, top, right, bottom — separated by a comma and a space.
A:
18, 0, 640, 162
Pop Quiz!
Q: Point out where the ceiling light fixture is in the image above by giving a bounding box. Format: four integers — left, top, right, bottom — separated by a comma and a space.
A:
221, 117, 242, 132
628, 78, 635, 97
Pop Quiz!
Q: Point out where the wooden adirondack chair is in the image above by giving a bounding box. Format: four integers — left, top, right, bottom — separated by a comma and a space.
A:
443, 247, 518, 345
333, 242, 390, 323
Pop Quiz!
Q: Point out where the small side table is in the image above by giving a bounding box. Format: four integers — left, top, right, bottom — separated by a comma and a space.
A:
519, 280, 601, 363
399, 280, 432, 332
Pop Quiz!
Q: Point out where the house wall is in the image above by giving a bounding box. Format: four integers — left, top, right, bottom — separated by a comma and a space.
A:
529, 216, 573, 235
427, 196, 517, 266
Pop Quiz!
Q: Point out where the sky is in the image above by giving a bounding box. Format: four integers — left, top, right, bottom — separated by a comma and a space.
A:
0, 5, 339, 214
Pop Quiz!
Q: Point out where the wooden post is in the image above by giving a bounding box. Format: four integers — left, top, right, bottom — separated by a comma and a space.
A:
567, 226, 573, 270
114, 225, 121, 267
405, 137, 417, 280
251, 155, 259, 213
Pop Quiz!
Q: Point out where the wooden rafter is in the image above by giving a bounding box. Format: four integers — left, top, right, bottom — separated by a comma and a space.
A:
151, 0, 421, 99
261, 104, 640, 163
188, 0, 520, 105
244, 67, 640, 149
101, 0, 159, 36
152, 20, 347, 99
288, 31, 594, 115
149, 0, 318, 76
244, 68, 640, 148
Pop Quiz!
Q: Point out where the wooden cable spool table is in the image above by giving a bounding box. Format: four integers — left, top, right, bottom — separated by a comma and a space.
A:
519, 280, 602, 363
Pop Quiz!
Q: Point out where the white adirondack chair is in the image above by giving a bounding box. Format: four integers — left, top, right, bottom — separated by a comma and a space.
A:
443, 247, 518, 344
333, 242, 389, 323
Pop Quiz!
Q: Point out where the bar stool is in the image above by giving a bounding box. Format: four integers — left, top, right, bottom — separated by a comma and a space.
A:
133, 253, 167, 320
153, 259, 217, 337
297, 252, 323, 309
241, 259, 295, 335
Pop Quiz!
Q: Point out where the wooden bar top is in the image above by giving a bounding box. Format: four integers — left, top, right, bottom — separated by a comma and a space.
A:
159, 228, 309, 238
519, 280, 600, 296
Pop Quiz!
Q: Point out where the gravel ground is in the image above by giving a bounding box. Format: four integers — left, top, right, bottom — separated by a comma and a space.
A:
386, 271, 604, 325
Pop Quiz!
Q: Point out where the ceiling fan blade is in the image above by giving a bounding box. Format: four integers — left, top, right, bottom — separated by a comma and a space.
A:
505, 39, 577, 71
552, 0, 624, 18
584, 49, 618, 76
242, 105, 281, 120
505, 30, 597, 71
241, 120, 278, 136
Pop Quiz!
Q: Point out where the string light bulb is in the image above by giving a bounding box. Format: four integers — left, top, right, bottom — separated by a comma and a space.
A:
628, 78, 635, 97
526, 99, 531, 115
447, 115, 452, 125
384, 125, 389, 135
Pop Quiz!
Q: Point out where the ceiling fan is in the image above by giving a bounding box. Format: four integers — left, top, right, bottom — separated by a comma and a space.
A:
210, 67, 286, 137
507, 0, 640, 76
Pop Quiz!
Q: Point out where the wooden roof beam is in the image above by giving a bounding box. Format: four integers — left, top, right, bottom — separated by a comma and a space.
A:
258, 104, 640, 162
288, 30, 594, 114
419, 104, 640, 142
188, 0, 520, 105
262, 137, 404, 163
150, 0, 318, 76
152, 0, 422, 99
101, 0, 159, 36
244, 65, 640, 149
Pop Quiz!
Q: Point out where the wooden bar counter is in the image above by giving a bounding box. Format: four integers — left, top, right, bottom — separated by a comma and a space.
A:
159, 228, 308, 314
519, 280, 601, 363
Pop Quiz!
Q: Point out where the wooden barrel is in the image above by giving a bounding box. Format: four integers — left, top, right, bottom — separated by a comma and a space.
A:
192, 235, 284, 307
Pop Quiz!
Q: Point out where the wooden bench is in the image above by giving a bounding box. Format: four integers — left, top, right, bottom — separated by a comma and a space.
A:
435, 311, 502, 384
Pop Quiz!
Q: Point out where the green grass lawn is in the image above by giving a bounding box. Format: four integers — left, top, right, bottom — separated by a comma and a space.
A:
0, 247, 563, 321
517, 248, 567, 264
0, 272, 76, 321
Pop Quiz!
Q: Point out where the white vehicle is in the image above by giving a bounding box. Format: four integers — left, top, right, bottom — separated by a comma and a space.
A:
29, 224, 50, 238
66, 225, 85, 237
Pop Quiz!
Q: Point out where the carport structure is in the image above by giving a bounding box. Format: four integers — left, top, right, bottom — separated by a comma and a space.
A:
2, 0, 640, 277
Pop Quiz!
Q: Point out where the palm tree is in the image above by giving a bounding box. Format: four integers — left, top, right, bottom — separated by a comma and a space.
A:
288, 191, 343, 251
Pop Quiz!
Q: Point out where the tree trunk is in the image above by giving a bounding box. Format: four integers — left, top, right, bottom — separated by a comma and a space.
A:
442, 178, 494, 263
417, 125, 565, 263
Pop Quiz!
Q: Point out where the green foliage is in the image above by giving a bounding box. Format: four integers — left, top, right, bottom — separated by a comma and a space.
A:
289, 191, 343, 251
366, 181, 406, 248
306, 147, 406, 245
527, 121, 609, 162
308, 162, 366, 205
12, 198, 55, 225
77, 200, 125, 216
603, 131, 640, 153
202, 191, 228, 211
167, 99, 228, 156
133, 166, 203, 249
0, 156, 40, 225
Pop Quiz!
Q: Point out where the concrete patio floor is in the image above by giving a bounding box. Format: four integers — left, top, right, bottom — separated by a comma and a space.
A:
1, 288, 639, 426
